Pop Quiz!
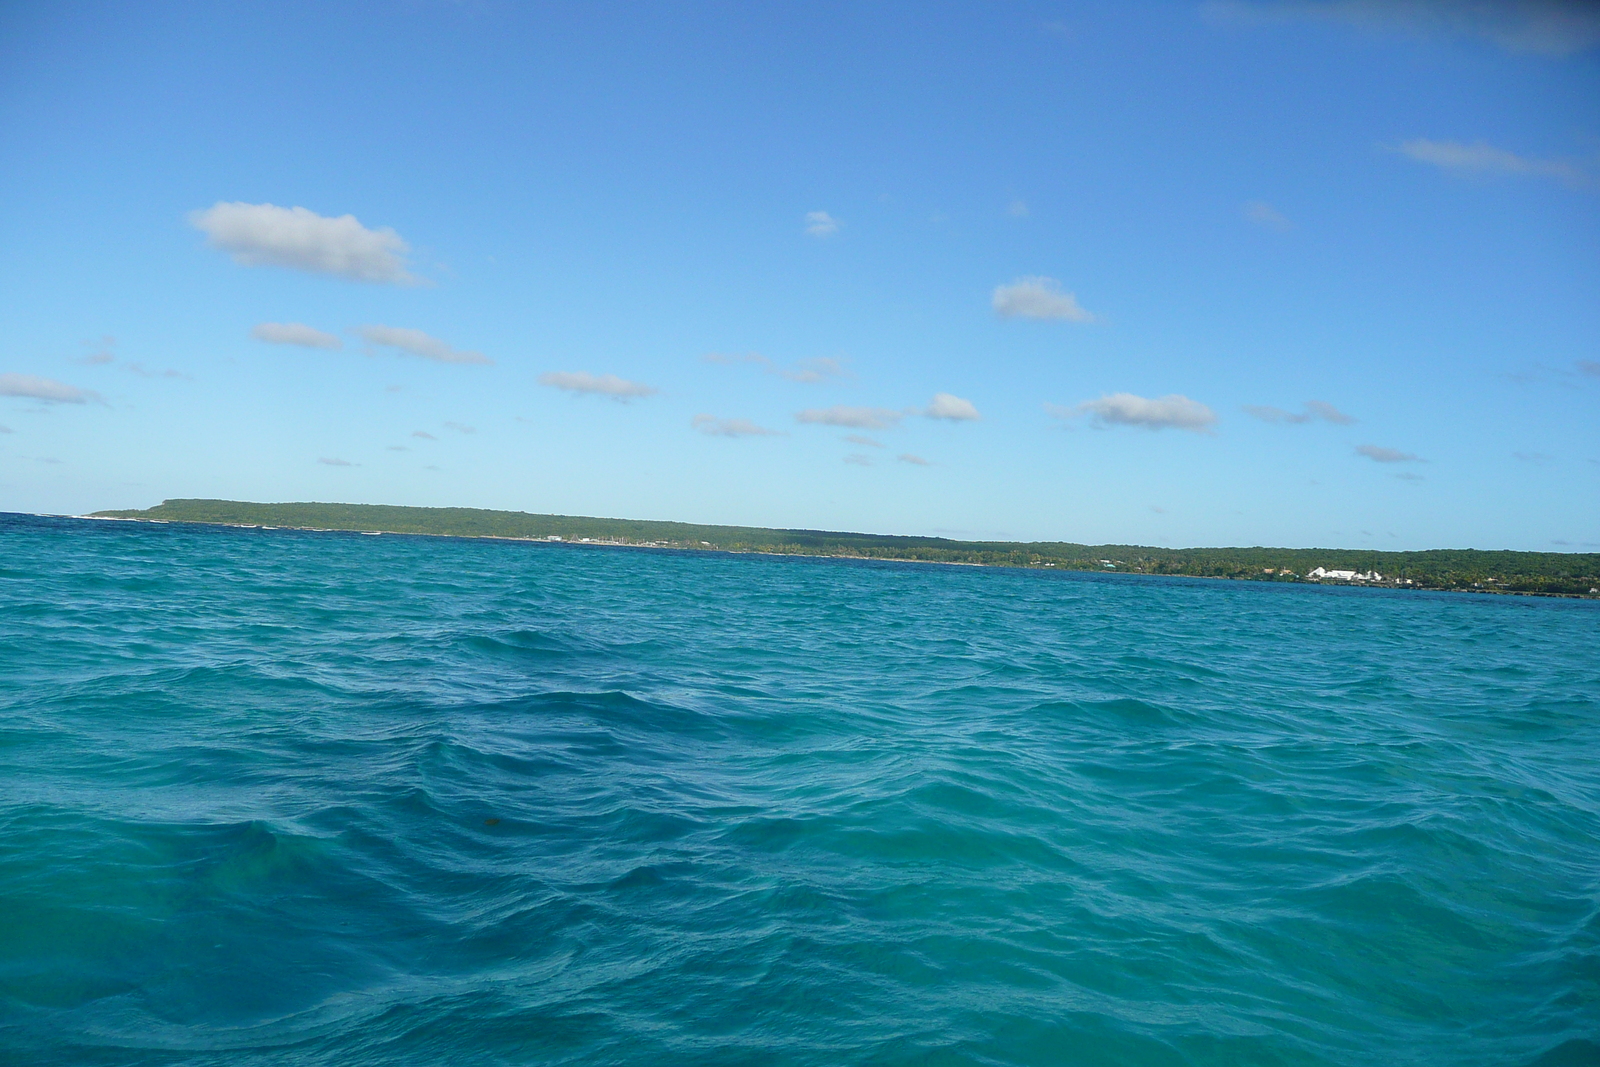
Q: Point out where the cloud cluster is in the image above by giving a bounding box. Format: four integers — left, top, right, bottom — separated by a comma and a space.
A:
359, 326, 490, 365
252, 322, 342, 349
805, 211, 839, 237
992, 277, 1095, 322
795, 405, 904, 430
926, 393, 981, 421
1058, 393, 1217, 433
190, 202, 419, 284
1356, 444, 1421, 463
539, 371, 658, 400
1398, 139, 1586, 187
1245, 400, 1356, 424
692, 414, 782, 437
0, 373, 99, 404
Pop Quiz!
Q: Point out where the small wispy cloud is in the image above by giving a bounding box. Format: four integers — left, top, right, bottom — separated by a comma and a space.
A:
0, 373, 101, 404
1055, 393, 1217, 433
781, 357, 849, 383
705, 351, 850, 383
925, 393, 981, 421
444, 421, 475, 434
412, 430, 438, 440
0, 425, 11, 433
1578, 359, 1600, 377
898, 453, 931, 466
1357, 444, 1422, 463
77, 336, 115, 365
358, 326, 490, 365
1244, 400, 1356, 424
1007, 199, 1029, 218
805, 211, 840, 237
992, 276, 1095, 322
125, 363, 190, 380
1513, 451, 1554, 464
1203, 0, 1600, 57
796, 405, 904, 430
190, 202, 420, 284
387, 445, 408, 452
692, 414, 782, 437
1243, 200, 1292, 231
319, 457, 355, 467
844, 453, 873, 466
845, 434, 884, 448
1397, 138, 1587, 188
539, 371, 658, 400
252, 322, 342, 349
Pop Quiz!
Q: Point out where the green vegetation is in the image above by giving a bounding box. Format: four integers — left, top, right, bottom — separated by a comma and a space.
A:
92, 499, 1600, 597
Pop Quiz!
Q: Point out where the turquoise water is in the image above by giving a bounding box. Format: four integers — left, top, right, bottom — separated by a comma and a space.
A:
1, 514, 1597, 1066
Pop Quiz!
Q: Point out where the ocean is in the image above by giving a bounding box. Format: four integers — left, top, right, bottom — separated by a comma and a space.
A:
1, 512, 1596, 1066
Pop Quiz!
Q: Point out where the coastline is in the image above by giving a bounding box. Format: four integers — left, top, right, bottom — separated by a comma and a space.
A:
71, 508, 1600, 600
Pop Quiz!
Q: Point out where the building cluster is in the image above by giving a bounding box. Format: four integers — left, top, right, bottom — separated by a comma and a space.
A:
1307, 567, 1383, 582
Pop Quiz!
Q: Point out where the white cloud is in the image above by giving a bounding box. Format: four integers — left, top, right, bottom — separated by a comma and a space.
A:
539, 371, 658, 400
926, 392, 981, 421
796, 405, 904, 430
845, 434, 885, 448
0, 373, 100, 404
992, 277, 1095, 322
1060, 393, 1218, 433
1397, 139, 1586, 187
898, 453, 931, 466
1007, 199, 1029, 218
1204, 1, 1600, 56
805, 211, 839, 237
190, 202, 420, 284
252, 322, 342, 349
692, 414, 782, 437
412, 430, 438, 440
358, 325, 491, 365
1245, 400, 1356, 424
1357, 444, 1421, 463
319, 457, 355, 466
1244, 200, 1292, 231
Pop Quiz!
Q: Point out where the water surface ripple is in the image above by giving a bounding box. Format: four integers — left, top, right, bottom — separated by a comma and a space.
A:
1, 514, 1597, 1065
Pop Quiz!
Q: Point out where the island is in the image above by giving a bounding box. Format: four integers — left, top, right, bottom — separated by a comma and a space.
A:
89, 499, 1600, 599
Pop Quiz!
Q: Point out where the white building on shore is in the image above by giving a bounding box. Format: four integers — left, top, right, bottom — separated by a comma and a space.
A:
1307, 567, 1382, 582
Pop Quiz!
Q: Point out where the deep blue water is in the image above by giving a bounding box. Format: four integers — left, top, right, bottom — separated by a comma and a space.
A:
1, 513, 1597, 1066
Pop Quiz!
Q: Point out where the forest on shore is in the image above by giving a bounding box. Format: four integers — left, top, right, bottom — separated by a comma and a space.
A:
91, 499, 1600, 598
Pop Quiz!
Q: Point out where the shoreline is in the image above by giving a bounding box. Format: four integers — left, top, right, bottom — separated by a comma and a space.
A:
67, 513, 1600, 601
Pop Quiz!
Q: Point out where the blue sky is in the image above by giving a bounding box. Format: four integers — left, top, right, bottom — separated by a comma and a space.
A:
2, 0, 1596, 549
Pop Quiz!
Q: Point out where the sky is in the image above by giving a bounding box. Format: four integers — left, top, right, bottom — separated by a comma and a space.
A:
1, 0, 1597, 550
